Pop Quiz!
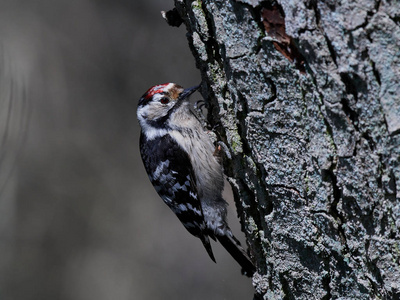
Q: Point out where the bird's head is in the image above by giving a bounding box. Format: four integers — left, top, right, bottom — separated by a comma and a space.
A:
137, 83, 199, 129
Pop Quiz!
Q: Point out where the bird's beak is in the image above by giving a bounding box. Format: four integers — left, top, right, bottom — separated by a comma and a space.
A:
178, 85, 200, 101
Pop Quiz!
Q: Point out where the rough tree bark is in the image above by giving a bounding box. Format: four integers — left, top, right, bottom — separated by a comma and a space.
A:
166, 0, 399, 299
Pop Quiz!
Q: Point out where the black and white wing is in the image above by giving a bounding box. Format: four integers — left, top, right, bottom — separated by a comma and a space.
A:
139, 133, 215, 261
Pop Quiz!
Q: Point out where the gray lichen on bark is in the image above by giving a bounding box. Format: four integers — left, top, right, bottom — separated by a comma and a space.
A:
172, 0, 400, 298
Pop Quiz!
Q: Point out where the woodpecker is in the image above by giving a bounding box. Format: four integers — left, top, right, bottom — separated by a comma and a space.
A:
137, 83, 255, 276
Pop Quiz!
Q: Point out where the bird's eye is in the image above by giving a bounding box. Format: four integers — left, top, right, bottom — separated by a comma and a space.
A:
160, 97, 170, 104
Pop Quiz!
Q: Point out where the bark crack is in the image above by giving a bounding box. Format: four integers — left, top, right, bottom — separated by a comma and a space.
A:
365, 239, 385, 297
269, 184, 305, 200
323, 34, 338, 67
279, 272, 291, 300
321, 261, 332, 300
308, 70, 351, 255
307, 0, 321, 27
323, 167, 348, 253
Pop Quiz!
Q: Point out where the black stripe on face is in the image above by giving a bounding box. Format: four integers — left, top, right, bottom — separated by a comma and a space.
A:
147, 113, 170, 129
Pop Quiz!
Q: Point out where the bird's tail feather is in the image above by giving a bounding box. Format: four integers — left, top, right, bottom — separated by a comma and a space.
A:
216, 233, 255, 277
200, 235, 216, 262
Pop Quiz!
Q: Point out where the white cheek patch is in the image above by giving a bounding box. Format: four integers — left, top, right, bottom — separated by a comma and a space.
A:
138, 98, 175, 121
152, 93, 164, 102
137, 107, 168, 140
144, 102, 167, 120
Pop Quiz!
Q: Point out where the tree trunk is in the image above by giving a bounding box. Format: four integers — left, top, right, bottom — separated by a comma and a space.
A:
169, 0, 400, 299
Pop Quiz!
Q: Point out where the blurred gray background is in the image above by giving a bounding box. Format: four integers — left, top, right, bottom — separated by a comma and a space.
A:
0, 1, 254, 299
